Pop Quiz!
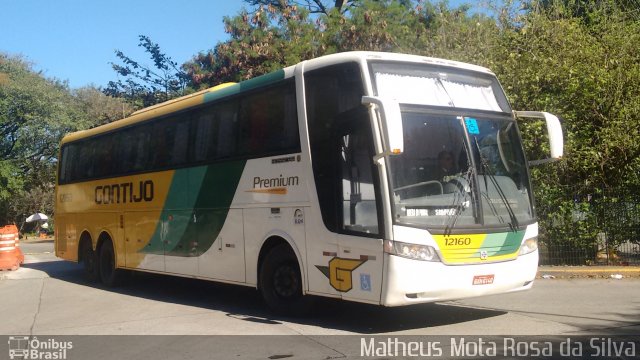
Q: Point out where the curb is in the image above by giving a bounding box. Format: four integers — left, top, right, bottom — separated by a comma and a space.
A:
537, 266, 640, 279
19, 238, 54, 244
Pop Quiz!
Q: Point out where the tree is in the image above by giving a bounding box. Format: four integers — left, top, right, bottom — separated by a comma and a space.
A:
494, 0, 640, 190
491, 0, 640, 254
74, 86, 133, 126
0, 54, 90, 225
104, 35, 189, 108
184, 0, 478, 88
244, 0, 359, 15
185, 3, 321, 88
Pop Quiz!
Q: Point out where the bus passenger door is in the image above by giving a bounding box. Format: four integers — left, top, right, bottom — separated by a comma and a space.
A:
335, 111, 384, 304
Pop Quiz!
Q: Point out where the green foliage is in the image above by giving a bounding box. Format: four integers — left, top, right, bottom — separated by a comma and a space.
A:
0, 55, 86, 164
244, 0, 358, 15
105, 35, 189, 108
322, 0, 419, 52
185, 3, 321, 87
494, 0, 640, 257
0, 54, 96, 225
496, 1, 640, 190
74, 86, 133, 126
0, 161, 23, 202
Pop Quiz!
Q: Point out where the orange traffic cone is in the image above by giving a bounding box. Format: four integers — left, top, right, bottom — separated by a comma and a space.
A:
0, 225, 23, 271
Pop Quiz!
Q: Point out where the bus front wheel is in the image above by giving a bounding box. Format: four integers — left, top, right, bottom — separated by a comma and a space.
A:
259, 244, 310, 315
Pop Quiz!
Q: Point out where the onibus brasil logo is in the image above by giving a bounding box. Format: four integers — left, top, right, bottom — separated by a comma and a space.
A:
8, 336, 73, 359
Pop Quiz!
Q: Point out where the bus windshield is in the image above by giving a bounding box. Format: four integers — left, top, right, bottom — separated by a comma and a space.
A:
388, 109, 534, 229
369, 61, 533, 230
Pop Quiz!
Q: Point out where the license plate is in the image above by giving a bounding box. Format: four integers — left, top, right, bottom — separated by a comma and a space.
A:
472, 274, 494, 285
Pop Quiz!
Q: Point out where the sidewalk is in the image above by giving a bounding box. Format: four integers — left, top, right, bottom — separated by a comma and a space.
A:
537, 265, 640, 278
20, 235, 54, 243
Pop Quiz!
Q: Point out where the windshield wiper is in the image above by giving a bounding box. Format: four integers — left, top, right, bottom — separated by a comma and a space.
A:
473, 138, 519, 232
444, 137, 476, 236
443, 165, 474, 236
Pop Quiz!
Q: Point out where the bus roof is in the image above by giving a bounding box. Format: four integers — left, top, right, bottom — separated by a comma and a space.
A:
61, 51, 494, 145
61, 66, 295, 144
301, 51, 495, 75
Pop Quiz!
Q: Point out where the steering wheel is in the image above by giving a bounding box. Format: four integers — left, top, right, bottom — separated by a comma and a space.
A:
444, 176, 471, 193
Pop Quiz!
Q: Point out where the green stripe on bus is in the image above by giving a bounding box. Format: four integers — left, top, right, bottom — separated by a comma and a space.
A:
203, 69, 285, 103
165, 159, 246, 256
481, 231, 524, 256
142, 160, 246, 257
141, 169, 195, 255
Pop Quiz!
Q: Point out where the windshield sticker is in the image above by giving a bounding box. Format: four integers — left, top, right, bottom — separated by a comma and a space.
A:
465, 118, 480, 134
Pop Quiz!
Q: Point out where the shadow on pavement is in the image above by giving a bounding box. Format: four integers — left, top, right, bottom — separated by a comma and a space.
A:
22, 260, 506, 334
581, 305, 640, 335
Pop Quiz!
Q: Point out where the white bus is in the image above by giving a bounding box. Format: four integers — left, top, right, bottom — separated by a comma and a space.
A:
55, 51, 563, 313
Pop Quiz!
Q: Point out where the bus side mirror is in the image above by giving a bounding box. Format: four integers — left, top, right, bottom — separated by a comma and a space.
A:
514, 111, 564, 166
362, 96, 404, 159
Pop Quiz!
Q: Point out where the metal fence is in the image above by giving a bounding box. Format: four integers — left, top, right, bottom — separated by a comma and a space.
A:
537, 188, 640, 266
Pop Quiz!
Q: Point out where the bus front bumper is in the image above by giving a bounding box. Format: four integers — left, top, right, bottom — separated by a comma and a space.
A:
380, 250, 538, 306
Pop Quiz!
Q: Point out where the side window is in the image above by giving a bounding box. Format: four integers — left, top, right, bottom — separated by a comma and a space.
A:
59, 145, 72, 183
279, 86, 299, 152
117, 127, 138, 175
193, 107, 219, 163
59, 144, 80, 183
93, 135, 116, 178
192, 99, 239, 162
239, 92, 269, 156
149, 116, 190, 170
131, 124, 152, 172
216, 101, 239, 159
78, 141, 96, 180
170, 118, 189, 166
151, 120, 173, 169
338, 116, 380, 235
238, 81, 299, 157
68, 143, 81, 182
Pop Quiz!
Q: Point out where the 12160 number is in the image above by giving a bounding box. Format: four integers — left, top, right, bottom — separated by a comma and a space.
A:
444, 237, 472, 246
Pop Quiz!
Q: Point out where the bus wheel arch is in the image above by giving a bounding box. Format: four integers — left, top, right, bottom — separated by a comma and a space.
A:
78, 231, 98, 282
257, 237, 310, 315
95, 231, 114, 256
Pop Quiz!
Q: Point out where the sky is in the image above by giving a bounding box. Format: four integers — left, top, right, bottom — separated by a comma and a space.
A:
1, 0, 471, 89
1, 0, 248, 88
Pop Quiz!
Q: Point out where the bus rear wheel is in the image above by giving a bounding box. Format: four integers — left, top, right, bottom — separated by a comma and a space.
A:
81, 241, 99, 282
259, 244, 310, 315
98, 239, 120, 287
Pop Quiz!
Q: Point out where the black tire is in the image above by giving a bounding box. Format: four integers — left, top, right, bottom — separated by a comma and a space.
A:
81, 241, 99, 282
259, 244, 311, 315
98, 239, 120, 287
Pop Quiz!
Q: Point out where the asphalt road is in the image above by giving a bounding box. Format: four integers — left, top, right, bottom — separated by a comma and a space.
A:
1, 241, 638, 359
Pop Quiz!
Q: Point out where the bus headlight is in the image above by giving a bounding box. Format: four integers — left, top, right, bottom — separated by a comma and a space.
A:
385, 240, 441, 262
519, 237, 538, 256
